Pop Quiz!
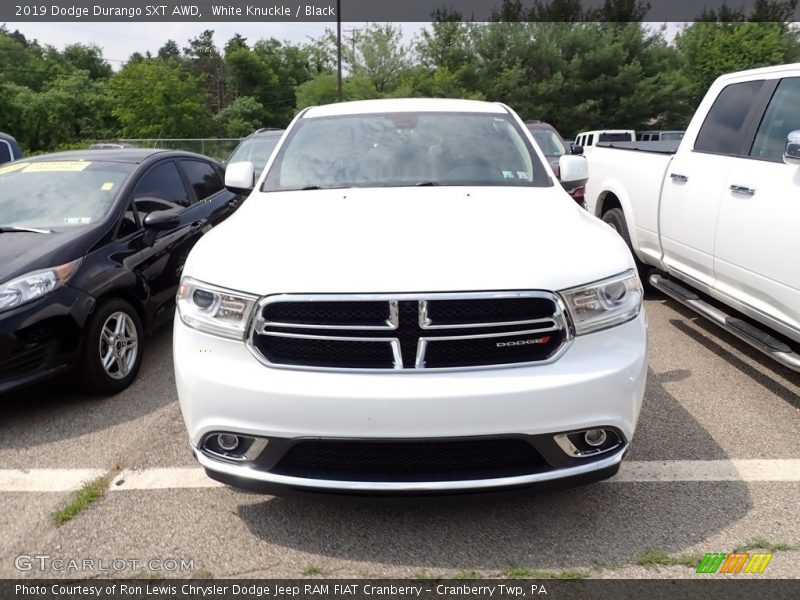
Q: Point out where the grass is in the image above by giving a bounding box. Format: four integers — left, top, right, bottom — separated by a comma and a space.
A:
301, 565, 323, 576
636, 550, 705, 568
734, 538, 795, 553
414, 571, 438, 580
52, 476, 109, 525
196, 570, 214, 579
503, 567, 586, 580
454, 570, 481, 580
504, 567, 536, 579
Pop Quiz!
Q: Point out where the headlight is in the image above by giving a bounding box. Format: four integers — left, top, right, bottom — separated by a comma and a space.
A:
0, 259, 81, 313
559, 270, 643, 335
176, 277, 258, 340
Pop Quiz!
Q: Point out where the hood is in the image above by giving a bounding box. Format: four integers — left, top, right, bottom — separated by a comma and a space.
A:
0, 227, 99, 284
184, 186, 634, 295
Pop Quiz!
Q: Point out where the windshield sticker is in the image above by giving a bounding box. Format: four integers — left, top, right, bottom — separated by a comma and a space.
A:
64, 217, 92, 225
101, 182, 114, 191
0, 162, 30, 175
502, 170, 515, 179
516, 171, 531, 180
23, 161, 91, 173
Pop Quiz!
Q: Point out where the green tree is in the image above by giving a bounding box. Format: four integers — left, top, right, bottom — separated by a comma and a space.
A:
213, 96, 265, 136
677, 20, 800, 104
110, 59, 210, 138
61, 44, 112, 79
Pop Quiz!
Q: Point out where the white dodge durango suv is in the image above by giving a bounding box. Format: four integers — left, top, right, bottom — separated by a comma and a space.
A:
173, 98, 648, 495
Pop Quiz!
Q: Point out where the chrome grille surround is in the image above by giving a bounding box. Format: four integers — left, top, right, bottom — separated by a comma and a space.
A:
246, 291, 573, 372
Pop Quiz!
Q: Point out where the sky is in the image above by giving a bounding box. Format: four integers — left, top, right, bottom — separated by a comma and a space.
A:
6, 22, 426, 65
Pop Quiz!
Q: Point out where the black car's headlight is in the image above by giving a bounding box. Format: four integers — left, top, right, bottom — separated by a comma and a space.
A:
559, 270, 643, 335
0, 259, 82, 313
176, 277, 258, 340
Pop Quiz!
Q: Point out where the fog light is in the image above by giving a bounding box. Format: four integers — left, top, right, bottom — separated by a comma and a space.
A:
217, 434, 239, 451
584, 429, 607, 447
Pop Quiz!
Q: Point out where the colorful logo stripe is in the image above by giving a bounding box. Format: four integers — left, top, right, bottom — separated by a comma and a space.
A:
697, 552, 772, 574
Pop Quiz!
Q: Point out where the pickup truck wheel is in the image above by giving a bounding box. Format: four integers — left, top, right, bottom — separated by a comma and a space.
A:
602, 208, 650, 285
80, 298, 144, 395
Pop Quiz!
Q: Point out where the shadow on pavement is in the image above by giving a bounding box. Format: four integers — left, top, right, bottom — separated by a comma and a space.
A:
0, 327, 175, 450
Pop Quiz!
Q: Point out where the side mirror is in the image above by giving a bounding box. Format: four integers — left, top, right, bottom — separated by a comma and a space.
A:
570, 143, 584, 156
558, 155, 588, 189
784, 130, 800, 166
142, 209, 181, 247
143, 209, 181, 231
225, 161, 255, 195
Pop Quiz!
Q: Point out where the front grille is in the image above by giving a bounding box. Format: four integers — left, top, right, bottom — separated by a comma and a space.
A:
272, 438, 546, 482
0, 345, 48, 380
249, 292, 569, 371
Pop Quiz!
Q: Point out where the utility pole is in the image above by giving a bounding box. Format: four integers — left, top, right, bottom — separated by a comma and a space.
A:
336, 0, 342, 102
344, 27, 361, 62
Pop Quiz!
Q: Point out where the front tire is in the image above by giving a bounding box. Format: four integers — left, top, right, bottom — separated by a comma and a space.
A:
80, 298, 143, 394
602, 208, 650, 285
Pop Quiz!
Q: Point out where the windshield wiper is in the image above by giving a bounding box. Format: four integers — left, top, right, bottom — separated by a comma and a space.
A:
415, 181, 440, 186
0, 226, 53, 234
301, 185, 323, 190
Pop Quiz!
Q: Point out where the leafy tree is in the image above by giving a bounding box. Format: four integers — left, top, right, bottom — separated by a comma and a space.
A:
157, 40, 181, 61
61, 44, 112, 79
677, 5, 800, 104
213, 96, 265, 136
184, 29, 226, 112
110, 59, 211, 138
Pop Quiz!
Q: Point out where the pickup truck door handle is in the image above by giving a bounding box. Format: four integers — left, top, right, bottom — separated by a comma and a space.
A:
730, 184, 756, 196
189, 220, 206, 232
670, 173, 688, 183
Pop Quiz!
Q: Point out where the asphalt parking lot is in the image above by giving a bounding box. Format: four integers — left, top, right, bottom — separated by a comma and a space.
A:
1, 293, 798, 580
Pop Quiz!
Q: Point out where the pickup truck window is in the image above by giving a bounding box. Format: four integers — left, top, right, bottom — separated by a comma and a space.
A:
262, 112, 551, 191
0, 142, 10, 163
750, 77, 800, 163
695, 80, 764, 156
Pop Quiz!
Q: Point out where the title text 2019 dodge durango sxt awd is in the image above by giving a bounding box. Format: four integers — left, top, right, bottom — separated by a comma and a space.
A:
173, 98, 648, 495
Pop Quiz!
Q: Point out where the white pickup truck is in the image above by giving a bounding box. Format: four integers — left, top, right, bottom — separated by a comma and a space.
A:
586, 63, 800, 371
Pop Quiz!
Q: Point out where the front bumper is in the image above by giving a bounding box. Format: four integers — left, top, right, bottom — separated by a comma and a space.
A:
174, 311, 647, 493
0, 285, 94, 395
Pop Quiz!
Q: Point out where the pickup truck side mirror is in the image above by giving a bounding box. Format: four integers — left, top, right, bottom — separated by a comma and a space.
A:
225, 161, 256, 195
784, 130, 800, 166
558, 155, 588, 189
570, 143, 584, 156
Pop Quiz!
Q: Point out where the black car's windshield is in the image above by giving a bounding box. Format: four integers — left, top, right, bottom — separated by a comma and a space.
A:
529, 130, 567, 158
262, 112, 550, 191
228, 135, 282, 176
0, 160, 133, 230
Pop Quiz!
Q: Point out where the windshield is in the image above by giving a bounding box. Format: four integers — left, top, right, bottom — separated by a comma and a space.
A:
529, 129, 567, 158
0, 160, 133, 230
262, 112, 550, 191
228, 135, 282, 176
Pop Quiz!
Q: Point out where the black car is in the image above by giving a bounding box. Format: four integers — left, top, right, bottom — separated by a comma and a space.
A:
0, 149, 243, 395
1, 132, 23, 165
226, 128, 284, 180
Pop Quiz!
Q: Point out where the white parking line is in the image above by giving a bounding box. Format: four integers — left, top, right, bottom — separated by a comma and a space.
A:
0, 468, 106, 492
2, 460, 800, 493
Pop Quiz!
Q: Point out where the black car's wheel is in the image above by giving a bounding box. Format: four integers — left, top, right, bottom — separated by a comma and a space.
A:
602, 208, 651, 285
81, 298, 143, 394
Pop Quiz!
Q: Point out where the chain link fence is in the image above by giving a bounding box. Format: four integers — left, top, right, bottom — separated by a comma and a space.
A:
115, 138, 242, 161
